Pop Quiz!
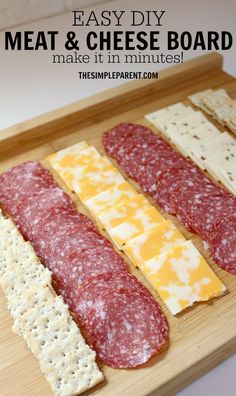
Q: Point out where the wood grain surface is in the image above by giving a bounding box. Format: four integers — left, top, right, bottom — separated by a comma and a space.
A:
0, 53, 236, 396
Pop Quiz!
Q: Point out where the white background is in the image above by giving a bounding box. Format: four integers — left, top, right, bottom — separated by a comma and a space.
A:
0, 1, 236, 395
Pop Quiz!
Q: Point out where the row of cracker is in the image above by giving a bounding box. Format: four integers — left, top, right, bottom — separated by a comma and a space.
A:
189, 88, 236, 135
47, 143, 225, 316
145, 103, 236, 195
0, 209, 103, 396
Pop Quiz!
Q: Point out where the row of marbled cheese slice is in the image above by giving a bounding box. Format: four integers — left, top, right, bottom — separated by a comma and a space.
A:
47, 142, 226, 316
145, 103, 236, 195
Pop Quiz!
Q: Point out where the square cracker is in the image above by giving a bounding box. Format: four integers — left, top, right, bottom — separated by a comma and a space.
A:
188, 89, 213, 113
212, 100, 236, 126
202, 90, 231, 120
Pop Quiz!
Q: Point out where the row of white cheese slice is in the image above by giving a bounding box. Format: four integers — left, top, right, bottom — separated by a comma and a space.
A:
47, 143, 226, 316
145, 103, 236, 195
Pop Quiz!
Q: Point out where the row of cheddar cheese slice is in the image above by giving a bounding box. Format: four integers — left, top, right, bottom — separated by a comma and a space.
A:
47, 142, 226, 316
145, 103, 236, 196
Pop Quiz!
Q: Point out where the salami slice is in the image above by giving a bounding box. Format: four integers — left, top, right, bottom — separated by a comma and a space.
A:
14, 188, 78, 237
187, 192, 236, 241
53, 246, 127, 297
103, 123, 155, 158
83, 288, 169, 368
64, 272, 169, 367
210, 214, 236, 274
36, 210, 96, 237
27, 210, 97, 259
62, 271, 152, 314
39, 228, 116, 273
102, 123, 135, 157
117, 140, 172, 182
153, 161, 204, 214
0, 161, 57, 214
170, 182, 217, 232
115, 130, 169, 162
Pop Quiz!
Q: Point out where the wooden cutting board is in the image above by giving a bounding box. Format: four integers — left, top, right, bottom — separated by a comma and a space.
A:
0, 53, 236, 396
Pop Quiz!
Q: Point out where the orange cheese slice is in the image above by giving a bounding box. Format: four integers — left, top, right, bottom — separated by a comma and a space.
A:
97, 195, 152, 229
85, 182, 138, 216
124, 220, 185, 267
109, 207, 164, 248
142, 240, 226, 315
47, 145, 104, 190
75, 166, 125, 201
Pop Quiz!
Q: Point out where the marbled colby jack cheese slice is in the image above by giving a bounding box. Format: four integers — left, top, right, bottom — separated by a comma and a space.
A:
97, 194, 152, 229
142, 240, 226, 315
85, 182, 138, 216
124, 220, 185, 268
109, 206, 164, 248
47, 144, 103, 190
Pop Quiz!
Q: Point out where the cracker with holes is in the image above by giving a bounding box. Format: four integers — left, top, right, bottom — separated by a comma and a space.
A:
13, 296, 103, 396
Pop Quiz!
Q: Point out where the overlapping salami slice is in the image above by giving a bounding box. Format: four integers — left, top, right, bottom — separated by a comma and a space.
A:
0, 161, 57, 215
70, 272, 169, 368
115, 129, 169, 162
210, 215, 236, 274
88, 289, 168, 368
0, 160, 169, 368
61, 271, 151, 315
187, 192, 236, 242
138, 150, 187, 196
171, 182, 218, 232
102, 123, 155, 158
117, 139, 173, 183
14, 187, 78, 238
33, 209, 96, 239
103, 122, 236, 274
35, 229, 113, 274
153, 161, 204, 214
102, 123, 133, 157
28, 210, 97, 261
50, 241, 127, 289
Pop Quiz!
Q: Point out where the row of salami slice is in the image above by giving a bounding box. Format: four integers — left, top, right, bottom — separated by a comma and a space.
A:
0, 161, 169, 368
103, 123, 236, 275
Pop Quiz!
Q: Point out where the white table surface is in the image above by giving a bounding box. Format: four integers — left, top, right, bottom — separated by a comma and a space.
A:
0, 0, 235, 395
